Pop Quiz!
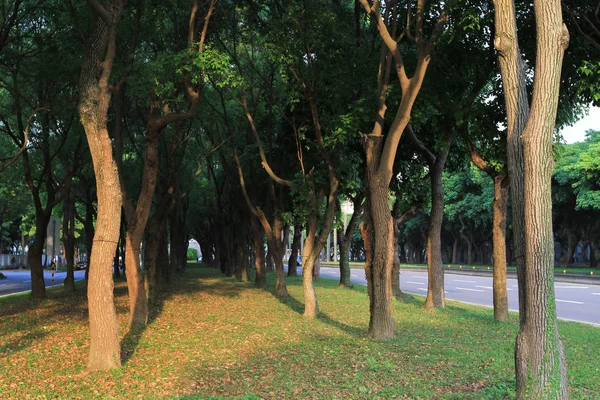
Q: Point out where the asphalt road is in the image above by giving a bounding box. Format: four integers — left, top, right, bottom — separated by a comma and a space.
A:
318, 267, 600, 328
0, 270, 86, 297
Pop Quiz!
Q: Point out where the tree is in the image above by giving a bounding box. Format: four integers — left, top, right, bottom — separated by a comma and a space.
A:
77, 0, 125, 372
358, 0, 447, 338
493, 0, 570, 395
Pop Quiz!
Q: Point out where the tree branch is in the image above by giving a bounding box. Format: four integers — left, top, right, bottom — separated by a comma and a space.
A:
240, 89, 293, 187
404, 124, 436, 165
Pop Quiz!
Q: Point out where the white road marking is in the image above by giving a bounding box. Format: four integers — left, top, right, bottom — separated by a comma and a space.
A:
456, 287, 484, 292
555, 299, 584, 305
555, 286, 589, 289
418, 288, 427, 291
454, 279, 477, 283
23, 280, 31, 283
407, 281, 425, 284
475, 285, 493, 289
592, 293, 600, 296
410, 276, 428, 279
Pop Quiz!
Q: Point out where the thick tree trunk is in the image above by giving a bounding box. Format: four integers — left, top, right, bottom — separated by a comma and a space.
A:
424, 152, 448, 309
251, 216, 266, 288
494, 0, 570, 395
363, 135, 395, 339
78, 0, 125, 371
492, 174, 509, 321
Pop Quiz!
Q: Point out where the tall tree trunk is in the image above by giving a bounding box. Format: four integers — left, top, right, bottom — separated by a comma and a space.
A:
424, 151, 448, 309
363, 135, 395, 339
492, 174, 509, 321
494, 0, 570, 395
492, 0, 528, 326
251, 216, 266, 288
78, 0, 125, 371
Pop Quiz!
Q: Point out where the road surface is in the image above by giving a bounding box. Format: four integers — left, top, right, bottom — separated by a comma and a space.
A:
0, 270, 86, 297
318, 267, 600, 327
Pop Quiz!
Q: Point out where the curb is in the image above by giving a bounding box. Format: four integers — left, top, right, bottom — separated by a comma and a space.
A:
402, 267, 600, 285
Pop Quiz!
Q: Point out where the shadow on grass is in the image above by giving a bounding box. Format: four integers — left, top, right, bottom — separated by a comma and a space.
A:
121, 269, 250, 365
0, 287, 89, 343
273, 284, 367, 338
120, 283, 170, 365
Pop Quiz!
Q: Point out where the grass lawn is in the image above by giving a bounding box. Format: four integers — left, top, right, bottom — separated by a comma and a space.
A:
0, 265, 598, 399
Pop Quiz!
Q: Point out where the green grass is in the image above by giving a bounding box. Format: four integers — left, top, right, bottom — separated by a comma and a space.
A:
321, 261, 600, 276
0, 265, 598, 399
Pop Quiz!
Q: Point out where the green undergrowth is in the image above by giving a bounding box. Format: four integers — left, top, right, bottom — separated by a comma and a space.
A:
0, 265, 598, 399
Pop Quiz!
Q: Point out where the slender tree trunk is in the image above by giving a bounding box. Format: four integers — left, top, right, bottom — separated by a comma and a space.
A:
492, 174, 509, 321
337, 229, 352, 287
287, 223, 301, 277
590, 235, 598, 269
424, 152, 448, 309
560, 228, 577, 268
452, 236, 459, 264
63, 191, 76, 292
492, 0, 528, 325
251, 216, 266, 288
338, 198, 362, 288
29, 213, 50, 299
302, 213, 319, 317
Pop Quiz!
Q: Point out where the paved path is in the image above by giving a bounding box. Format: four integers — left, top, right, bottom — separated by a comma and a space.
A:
318, 267, 600, 327
0, 270, 86, 297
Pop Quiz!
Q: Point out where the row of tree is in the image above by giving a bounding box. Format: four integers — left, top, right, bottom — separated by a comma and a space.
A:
1, 0, 598, 398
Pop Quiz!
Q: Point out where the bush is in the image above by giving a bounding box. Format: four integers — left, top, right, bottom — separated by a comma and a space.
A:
187, 248, 198, 261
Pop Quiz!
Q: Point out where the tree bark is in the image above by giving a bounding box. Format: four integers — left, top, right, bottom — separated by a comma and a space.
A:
358, 0, 447, 340
287, 223, 301, 277
363, 135, 395, 339
251, 216, 266, 288
492, 0, 529, 325
492, 174, 509, 321
560, 227, 577, 268
424, 151, 448, 309
78, 0, 125, 371
29, 212, 50, 299
337, 197, 362, 288
451, 236, 459, 264
493, 0, 570, 395
62, 191, 76, 292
